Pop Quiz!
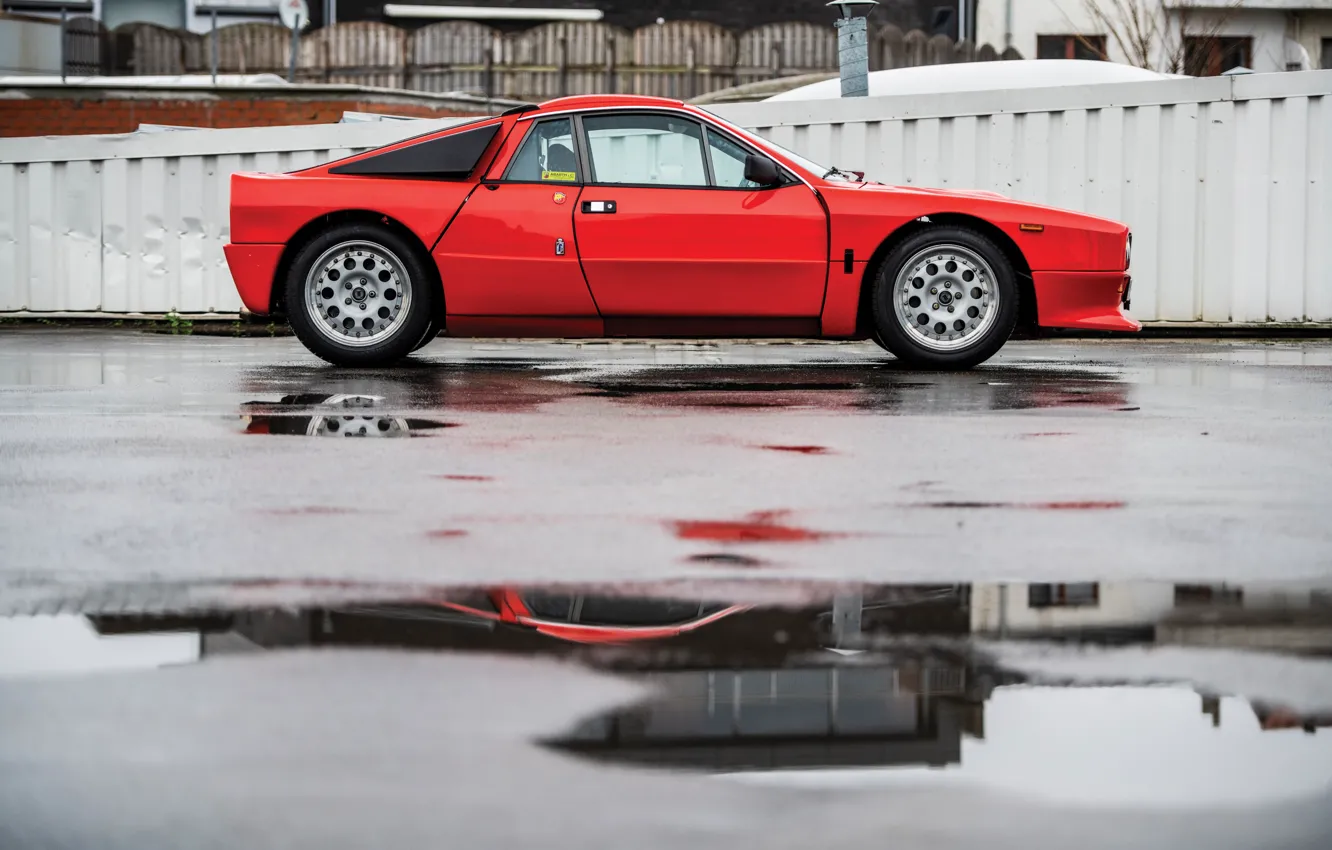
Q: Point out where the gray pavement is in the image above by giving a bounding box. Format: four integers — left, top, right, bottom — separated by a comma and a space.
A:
3, 329, 1332, 850
1, 330, 1330, 590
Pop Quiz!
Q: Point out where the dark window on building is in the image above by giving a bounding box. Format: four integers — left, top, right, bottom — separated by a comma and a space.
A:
1028, 583, 1099, 608
1185, 36, 1252, 76
1174, 584, 1243, 607
1322, 38, 1332, 71
1037, 35, 1108, 61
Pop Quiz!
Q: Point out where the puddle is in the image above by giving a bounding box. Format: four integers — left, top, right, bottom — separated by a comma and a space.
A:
911, 500, 1127, 511
2, 578, 1328, 806
714, 687, 1332, 808
5, 579, 1329, 659
686, 553, 769, 568
670, 510, 844, 543
426, 529, 469, 539
239, 361, 1134, 415
239, 394, 457, 437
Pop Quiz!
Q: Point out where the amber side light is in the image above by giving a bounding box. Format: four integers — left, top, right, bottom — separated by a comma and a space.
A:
1018, 223, 1045, 233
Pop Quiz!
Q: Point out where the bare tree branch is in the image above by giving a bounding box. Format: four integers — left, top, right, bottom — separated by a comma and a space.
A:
1058, 0, 1242, 74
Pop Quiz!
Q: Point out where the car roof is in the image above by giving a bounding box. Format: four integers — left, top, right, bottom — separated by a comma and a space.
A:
533, 94, 686, 114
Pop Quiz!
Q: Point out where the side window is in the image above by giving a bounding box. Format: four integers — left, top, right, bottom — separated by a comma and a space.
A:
505, 117, 579, 183
582, 113, 707, 187
522, 592, 575, 621
706, 128, 760, 189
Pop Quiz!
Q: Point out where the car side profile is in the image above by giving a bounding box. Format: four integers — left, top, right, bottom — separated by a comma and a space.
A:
432, 587, 747, 644
224, 94, 1136, 370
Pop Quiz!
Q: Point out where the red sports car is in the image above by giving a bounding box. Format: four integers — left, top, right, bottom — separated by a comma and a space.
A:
433, 587, 748, 645
224, 94, 1136, 369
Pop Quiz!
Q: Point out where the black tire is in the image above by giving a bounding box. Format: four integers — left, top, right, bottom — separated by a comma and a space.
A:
286, 222, 435, 367
870, 226, 1019, 370
412, 310, 443, 352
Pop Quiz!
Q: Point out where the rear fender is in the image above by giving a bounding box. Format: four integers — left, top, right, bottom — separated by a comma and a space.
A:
229, 172, 474, 249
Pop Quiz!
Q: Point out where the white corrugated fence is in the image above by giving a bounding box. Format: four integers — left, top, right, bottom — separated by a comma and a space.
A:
0, 119, 468, 316
717, 72, 1332, 326
1, 70, 1329, 324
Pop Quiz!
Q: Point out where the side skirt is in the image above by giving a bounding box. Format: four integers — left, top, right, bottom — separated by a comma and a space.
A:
444, 317, 823, 339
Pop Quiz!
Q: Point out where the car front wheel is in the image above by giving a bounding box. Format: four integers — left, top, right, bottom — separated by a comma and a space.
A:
869, 226, 1018, 370
286, 223, 434, 367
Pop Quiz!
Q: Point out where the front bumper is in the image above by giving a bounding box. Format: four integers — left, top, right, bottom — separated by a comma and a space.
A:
223, 243, 285, 315
1032, 271, 1140, 332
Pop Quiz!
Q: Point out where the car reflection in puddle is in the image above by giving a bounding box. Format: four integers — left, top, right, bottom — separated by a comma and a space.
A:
239, 394, 457, 437
238, 361, 1135, 416
2, 580, 1329, 806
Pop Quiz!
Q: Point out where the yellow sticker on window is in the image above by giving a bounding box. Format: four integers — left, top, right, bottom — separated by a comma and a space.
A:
541, 170, 576, 182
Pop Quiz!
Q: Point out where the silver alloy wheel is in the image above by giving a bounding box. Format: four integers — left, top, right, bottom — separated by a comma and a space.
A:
305, 395, 410, 438
304, 240, 412, 348
892, 243, 1000, 352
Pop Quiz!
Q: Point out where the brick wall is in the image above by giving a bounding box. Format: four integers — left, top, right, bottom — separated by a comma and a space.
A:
0, 93, 480, 138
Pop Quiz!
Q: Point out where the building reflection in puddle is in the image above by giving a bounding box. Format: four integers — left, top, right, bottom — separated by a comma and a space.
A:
554, 661, 983, 772
2, 580, 1329, 789
0, 614, 199, 677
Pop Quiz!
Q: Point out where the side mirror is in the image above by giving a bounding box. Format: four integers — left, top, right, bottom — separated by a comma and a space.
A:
743, 154, 782, 187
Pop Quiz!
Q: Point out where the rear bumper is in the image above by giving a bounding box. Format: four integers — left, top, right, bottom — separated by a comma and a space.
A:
223, 243, 284, 315
1032, 271, 1141, 332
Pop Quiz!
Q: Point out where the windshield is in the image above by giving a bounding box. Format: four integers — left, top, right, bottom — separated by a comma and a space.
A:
702, 109, 860, 183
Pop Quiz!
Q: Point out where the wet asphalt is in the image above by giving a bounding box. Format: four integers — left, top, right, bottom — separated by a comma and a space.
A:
3, 329, 1332, 849
1, 329, 1330, 588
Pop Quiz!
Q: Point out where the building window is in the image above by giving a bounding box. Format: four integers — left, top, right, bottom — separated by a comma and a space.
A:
1037, 35, 1108, 61
1174, 584, 1243, 607
1322, 38, 1332, 71
1185, 36, 1252, 76
1028, 583, 1099, 608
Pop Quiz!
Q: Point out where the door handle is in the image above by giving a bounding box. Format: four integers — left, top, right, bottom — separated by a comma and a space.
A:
581, 200, 617, 214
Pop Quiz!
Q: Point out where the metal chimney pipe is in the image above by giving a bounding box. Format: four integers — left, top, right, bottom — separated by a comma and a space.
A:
828, 0, 877, 98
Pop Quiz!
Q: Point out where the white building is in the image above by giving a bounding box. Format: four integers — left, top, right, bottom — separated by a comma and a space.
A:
976, 0, 1332, 73
971, 581, 1332, 637
2, 0, 289, 33
971, 582, 1178, 636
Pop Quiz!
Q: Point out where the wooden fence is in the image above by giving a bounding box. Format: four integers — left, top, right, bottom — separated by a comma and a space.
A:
61, 18, 1021, 102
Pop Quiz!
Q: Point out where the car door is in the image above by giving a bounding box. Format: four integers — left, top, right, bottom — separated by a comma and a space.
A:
431, 116, 598, 317
571, 111, 828, 317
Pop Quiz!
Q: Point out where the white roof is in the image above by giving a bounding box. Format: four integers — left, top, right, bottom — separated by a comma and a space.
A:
0, 74, 289, 88
765, 60, 1181, 102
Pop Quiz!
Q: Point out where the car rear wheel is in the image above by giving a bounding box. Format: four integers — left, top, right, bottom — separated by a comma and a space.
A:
286, 223, 434, 367
870, 226, 1018, 370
